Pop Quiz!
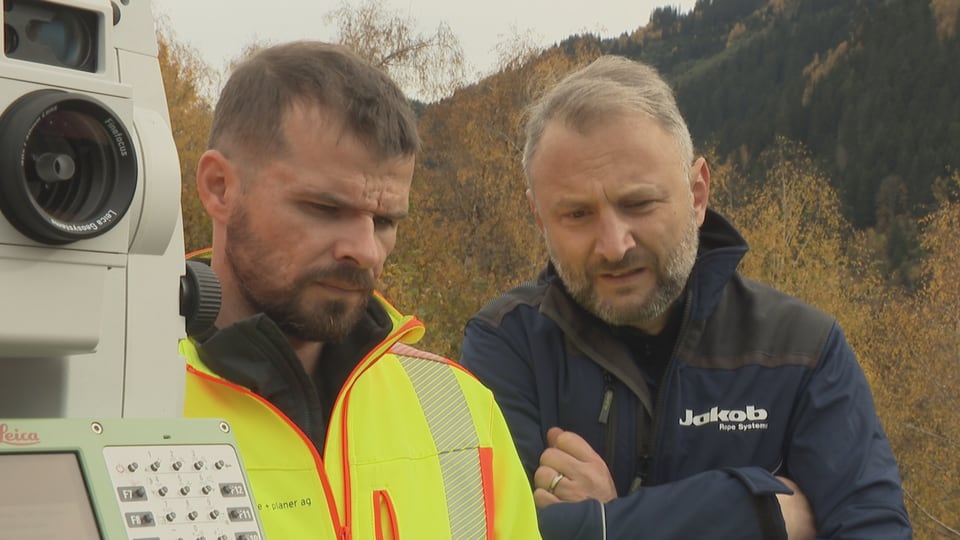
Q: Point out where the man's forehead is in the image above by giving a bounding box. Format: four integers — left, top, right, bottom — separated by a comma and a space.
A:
284, 99, 415, 163
283, 101, 345, 139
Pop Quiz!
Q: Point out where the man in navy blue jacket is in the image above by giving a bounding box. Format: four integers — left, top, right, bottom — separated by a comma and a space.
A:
460, 55, 911, 539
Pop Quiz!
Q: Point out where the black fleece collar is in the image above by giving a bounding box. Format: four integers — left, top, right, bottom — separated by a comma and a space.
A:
195, 297, 393, 452
535, 207, 747, 406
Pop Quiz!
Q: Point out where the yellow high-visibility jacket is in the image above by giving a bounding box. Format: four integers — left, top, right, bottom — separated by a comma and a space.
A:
180, 293, 540, 540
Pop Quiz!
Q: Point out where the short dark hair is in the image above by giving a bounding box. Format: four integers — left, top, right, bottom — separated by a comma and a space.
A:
208, 41, 420, 166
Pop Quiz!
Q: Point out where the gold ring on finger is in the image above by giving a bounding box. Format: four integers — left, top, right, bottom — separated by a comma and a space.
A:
548, 472, 565, 494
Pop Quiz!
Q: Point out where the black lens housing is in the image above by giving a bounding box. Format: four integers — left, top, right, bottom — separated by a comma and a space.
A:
0, 89, 138, 245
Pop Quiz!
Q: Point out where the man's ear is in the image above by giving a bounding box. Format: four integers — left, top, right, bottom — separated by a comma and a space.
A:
195, 150, 237, 224
690, 157, 711, 226
526, 189, 545, 233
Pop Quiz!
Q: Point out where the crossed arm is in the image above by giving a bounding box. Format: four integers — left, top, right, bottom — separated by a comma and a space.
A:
534, 427, 814, 539
462, 318, 911, 540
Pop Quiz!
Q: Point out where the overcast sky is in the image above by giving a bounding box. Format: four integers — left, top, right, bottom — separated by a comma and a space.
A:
152, 0, 698, 87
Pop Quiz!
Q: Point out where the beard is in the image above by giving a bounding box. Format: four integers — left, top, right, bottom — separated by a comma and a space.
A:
224, 205, 375, 343
551, 207, 700, 328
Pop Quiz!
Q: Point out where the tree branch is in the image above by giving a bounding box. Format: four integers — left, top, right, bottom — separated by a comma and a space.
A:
899, 421, 960, 448
903, 487, 960, 537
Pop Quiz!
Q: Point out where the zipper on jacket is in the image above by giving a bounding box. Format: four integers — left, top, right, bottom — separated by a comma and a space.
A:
645, 291, 695, 486
598, 372, 614, 424
599, 371, 617, 472
335, 322, 416, 540
629, 412, 652, 492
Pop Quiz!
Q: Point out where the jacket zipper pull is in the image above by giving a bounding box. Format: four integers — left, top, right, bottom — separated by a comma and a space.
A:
598, 373, 614, 424
629, 454, 651, 493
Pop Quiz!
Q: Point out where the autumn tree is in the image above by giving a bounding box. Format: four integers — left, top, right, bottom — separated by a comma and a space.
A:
155, 21, 215, 253
931, 0, 960, 41
325, 0, 466, 102
712, 137, 876, 331
864, 173, 960, 538
491, 25, 546, 74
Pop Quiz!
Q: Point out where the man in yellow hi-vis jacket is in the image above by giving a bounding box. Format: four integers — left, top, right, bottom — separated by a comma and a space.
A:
181, 41, 540, 540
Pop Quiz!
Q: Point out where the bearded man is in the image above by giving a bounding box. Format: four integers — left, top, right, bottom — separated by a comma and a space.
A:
180, 41, 539, 540
460, 55, 911, 540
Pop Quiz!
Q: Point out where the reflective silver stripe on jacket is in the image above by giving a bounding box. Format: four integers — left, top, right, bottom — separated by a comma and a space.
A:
396, 353, 486, 539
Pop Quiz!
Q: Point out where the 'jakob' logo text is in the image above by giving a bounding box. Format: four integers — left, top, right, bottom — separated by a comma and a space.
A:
679, 406, 769, 432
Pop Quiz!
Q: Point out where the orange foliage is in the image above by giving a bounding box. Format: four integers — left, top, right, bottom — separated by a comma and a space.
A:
716, 138, 859, 319
930, 0, 960, 40
801, 41, 851, 106
156, 24, 215, 253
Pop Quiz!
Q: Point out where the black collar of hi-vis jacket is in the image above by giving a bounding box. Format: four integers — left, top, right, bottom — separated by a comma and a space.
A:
196, 297, 393, 452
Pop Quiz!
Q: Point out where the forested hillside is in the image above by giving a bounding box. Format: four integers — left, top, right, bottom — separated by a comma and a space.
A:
160, 0, 959, 536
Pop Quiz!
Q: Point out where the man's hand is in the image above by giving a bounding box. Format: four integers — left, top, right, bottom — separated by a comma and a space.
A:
533, 427, 618, 509
776, 476, 816, 540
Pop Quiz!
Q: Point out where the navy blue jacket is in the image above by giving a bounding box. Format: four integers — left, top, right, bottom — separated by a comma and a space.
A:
461, 209, 911, 539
